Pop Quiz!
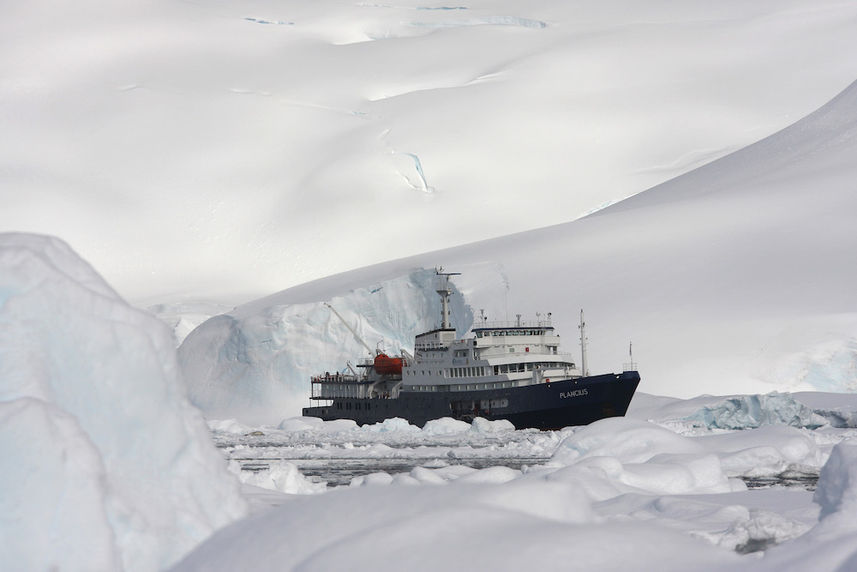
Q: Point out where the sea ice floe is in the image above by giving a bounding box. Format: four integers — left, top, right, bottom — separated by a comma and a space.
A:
229, 460, 327, 495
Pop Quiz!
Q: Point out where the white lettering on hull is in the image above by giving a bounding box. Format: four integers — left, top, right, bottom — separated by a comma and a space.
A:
559, 388, 589, 399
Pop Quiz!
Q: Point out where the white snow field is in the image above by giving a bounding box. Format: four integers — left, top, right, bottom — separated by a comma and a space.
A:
4, 0, 857, 302
0, 234, 247, 571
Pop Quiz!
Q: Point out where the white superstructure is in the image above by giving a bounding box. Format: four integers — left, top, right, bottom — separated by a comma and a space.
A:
401, 271, 581, 393
311, 270, 585, 401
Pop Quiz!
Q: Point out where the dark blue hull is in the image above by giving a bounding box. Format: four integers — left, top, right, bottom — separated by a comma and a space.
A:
302, 371, 640, 430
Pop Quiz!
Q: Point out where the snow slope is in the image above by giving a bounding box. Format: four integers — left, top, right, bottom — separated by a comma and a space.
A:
0, 234, 247, 571
183, 74, 857, 418
4, 0, 857, 302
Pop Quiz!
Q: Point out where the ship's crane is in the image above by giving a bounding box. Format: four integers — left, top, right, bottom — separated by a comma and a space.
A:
323, 302, 374, 358
324, 302, 407, 376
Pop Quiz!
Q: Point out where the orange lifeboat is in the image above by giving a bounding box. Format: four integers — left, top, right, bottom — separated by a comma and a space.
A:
373, 353, 404, 375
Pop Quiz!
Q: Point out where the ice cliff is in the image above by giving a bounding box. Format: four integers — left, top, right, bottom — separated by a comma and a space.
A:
178, 267, 474, 425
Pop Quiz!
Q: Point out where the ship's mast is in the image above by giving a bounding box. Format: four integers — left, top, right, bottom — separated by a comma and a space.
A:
579, 309, 589, 376
435, 267, 460, 329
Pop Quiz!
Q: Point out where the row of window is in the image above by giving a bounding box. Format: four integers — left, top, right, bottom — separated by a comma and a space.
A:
474, 329, 549, 338
450, 366, 486, 378
409, 381, 520, 392
406, 361, 574, 379
335, 401, 373, 411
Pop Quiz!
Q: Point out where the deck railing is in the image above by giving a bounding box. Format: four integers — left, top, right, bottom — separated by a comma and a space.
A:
472, 318, 553, 330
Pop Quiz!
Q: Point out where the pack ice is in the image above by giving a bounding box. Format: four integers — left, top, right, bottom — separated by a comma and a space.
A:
0, 234, 246, 571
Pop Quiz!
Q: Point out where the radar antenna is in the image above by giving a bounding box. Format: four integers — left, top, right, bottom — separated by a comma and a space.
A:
624, 341, 637, 372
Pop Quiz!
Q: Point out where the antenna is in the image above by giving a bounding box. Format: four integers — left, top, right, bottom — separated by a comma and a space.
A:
435, 267, 460, 330
624, 340, 637, 372
579, 309, 589, 376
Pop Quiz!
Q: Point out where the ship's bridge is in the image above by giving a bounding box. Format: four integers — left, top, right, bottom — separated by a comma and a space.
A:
471, 319, 560, 358
414, 328, 456, 351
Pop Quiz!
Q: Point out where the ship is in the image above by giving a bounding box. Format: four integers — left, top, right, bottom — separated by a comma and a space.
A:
302, 270, 640, 430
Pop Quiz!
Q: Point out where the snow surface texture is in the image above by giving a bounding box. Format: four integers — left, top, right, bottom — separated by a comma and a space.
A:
5, 0, 857, 302
0, 234, 247, 571
188, 74, 857, 406
178, 402, 857, 571
179, 266, 476, 425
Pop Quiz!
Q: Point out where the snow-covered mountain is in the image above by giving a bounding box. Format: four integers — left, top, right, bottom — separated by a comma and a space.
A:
179, 75, 857, 423
4, 0, 857, 302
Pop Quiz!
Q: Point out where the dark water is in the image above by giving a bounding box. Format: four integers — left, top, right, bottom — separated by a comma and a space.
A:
237, 456, 550, 487
237, 456, 819, 490
740, 474, 818, 491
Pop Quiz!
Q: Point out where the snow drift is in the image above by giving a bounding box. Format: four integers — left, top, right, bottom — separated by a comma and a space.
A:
0, 234, 246, 571
175, 476, 742, 572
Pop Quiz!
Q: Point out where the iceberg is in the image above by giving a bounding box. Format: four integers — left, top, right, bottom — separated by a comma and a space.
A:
684, 393, 828, 430
0, 234, 246, 571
